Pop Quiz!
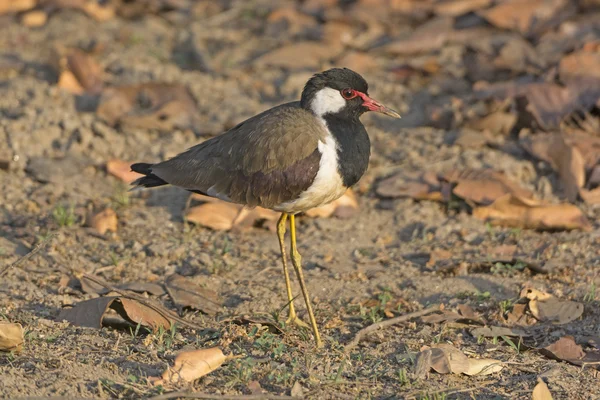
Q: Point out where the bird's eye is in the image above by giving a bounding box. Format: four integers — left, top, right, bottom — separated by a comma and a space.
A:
341, 88, 356, 99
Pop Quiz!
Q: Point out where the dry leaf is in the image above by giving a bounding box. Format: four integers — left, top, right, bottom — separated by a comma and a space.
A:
185, 202, 241, 231
21, 10, 47, 27
57, 70, 85, 95
0, 322, 24, 352
376, 171, 443, 201
106, 159, 143, 184
473, 194, 591, 231
471, 326, 530, 338
430, 344, 470, 374
58, 296, 171, 330
467, 110, 517, 136
445, 170, 534, 206
152, 347, 231, 385
540, 336, 585, 362
464, 358, 503, 376
87, 208, 117, 235
523, 288, 584, 325
532, 378, 553, 400
305, 189, 358, 218
559, 51, 600, 84
414, 348, 432, 380
66, 49, 103, 94
0, 0, 36, 15
521, 134, 585, 202
433, 0, 491, 17
291, 381, 304, 398
118, 282, 165, 296
479, 0, 575, 37
165, 274, 222, 316
255, 42, 337, 70
97, 83, 201, 132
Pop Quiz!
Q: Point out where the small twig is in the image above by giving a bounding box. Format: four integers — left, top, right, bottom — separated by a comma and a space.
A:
0, 233, 56, 277
148, 391, 299, 400
82, 274, 204, 331
344, 304, 440, 353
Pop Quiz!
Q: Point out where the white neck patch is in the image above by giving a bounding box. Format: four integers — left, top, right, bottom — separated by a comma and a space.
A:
311, 87, 345, 117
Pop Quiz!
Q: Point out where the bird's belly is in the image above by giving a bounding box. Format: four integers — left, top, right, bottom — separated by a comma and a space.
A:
273, 134, 346, 214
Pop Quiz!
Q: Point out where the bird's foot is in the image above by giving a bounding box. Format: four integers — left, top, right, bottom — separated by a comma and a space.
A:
285, 312, 310, 329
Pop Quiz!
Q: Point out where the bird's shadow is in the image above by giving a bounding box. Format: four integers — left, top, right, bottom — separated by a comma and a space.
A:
142, 186, 191, 222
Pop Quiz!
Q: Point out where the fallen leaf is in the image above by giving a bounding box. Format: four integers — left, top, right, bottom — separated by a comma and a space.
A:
66, 49, 103, 94
0, 322, 24, 352
185, 202, 241, 231
0, 0, 35, 15
376, 171, 443, 201
472, 194, 591, 231
57, 70, 85, 94
523, 288, 584, 324
464, 358, 503, 376
305, 189, 358, 218
479, 0, 575, 37
118, 282, 165, 296
21, 10, 47, 27
58, 296, 171, 330
291, 381, 304, 398
559, 51, 600, 84
87, 208, 117, 235
97, 83, 201, 132
106, 159, 143, 183
444, 170, 534, 206
430, 344, 470, 374
228, 315, 284, 335
433, 0, 491, 17
521, 134, 585, 202
255, 42, 337, 70
471, 326, 530, 338
152, 347, 231, 385
540, 336, 585, 362
532, 378, 553, 400
467, 110, 517, 136
165, 274, 222, 316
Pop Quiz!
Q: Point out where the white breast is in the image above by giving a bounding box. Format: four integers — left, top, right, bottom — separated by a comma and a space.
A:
274, 120, 346, 214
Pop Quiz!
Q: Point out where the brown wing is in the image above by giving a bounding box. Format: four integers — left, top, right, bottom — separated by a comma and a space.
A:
150, 102, 326, 208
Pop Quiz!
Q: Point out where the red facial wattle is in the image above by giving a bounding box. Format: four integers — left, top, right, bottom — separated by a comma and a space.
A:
354, 91, 401, 118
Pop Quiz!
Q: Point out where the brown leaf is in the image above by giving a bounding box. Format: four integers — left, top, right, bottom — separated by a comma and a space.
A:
580, 187, 600, 204
444, 169, 534, 206
0, 0, 36, 15
152, 347, 230, 385
540, 336, 585, 362
479, 0, 575, 37
413, 348, 432, 380
376, 171, 443, 201
467, 110, 517, 136
430, 344, 470, 374
87, 208, 117, 235
433, 0, 491, 17
559, 51, 600, 84
305, 189, 358, 219
185, 202, 241, 231
521, 134, 585, 202
464, 358, 503, 376
97, 83, 200, 132
21, 10, 47, 27
523, 288, 584, 325
532, 378, 553, 400
66, 49, 103, 94
57, 70, 85, 95
255, 42, 337, 70
106, 159, 143, 183
472, 194, 591, 231
472, 326, 530, 338
165, 274, 222, 316
290, 381, 304, 398
118, 282, 165, 296
58, 296, 171, 330
0, 322, 24, 352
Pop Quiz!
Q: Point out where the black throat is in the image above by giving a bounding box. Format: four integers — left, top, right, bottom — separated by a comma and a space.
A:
322, 114, 371, 188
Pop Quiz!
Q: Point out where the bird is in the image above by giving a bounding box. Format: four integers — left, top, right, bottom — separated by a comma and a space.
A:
130, 68, 400, 347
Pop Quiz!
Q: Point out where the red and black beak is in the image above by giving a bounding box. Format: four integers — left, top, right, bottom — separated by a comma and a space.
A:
356, 92, 401, 118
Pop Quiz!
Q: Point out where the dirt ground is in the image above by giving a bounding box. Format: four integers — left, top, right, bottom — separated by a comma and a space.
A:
2, 0, 600, 399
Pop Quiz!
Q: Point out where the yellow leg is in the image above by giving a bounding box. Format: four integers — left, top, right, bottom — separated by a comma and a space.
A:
289, 214, 323, 347
277, 213, 309, 328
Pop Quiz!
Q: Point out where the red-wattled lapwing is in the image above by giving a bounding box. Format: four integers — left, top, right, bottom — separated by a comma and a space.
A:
131, 68, 400, 347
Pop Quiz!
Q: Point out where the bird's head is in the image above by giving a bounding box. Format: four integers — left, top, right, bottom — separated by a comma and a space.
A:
300, 68, 400, 120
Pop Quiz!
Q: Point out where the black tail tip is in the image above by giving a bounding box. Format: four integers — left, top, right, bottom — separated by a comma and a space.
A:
131, 162, 154, 175
129, 162, 168, 189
